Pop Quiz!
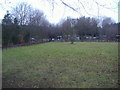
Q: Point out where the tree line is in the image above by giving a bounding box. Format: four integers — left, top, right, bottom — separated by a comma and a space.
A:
2, 2, 119, 47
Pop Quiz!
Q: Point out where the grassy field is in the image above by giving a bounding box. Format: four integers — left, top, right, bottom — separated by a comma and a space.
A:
2, 42, 118, 88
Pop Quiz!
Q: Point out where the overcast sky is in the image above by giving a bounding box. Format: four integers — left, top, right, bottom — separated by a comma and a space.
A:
0, 0, 119, 24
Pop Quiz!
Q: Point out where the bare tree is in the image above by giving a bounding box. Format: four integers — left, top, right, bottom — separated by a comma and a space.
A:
61, 17, 77, 44
12, 2, 32, 25
28, 9, 44, 26
61, 18, 71, 40
102, 17, 115, 27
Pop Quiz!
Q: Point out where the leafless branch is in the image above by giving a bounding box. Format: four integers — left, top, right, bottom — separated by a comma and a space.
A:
60, 0, 78, 12
78, 0, 96, 16
93, 0, 118, 9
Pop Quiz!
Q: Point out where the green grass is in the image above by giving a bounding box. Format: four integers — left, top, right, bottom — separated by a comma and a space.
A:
2, 42, 118, 88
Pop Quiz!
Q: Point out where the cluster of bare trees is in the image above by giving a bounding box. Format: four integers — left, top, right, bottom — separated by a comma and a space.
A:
2, 2, 119, 47
2, 2, 50, 47
58, 16, 119, 43
11, 2, 49, 26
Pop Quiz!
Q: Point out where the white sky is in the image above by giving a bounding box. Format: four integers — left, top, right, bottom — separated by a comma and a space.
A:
0, 0, 119, 24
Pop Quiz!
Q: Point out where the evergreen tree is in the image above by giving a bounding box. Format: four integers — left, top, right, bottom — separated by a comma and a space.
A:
2, 11, 13, 47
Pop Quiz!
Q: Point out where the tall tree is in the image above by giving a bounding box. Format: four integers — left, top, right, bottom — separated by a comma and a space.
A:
2, 11, 13, 46
12, 2, 32, 25
2, 11, 12, 25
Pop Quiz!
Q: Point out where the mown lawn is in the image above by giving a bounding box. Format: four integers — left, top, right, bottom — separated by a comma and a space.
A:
2, 42, 118, 88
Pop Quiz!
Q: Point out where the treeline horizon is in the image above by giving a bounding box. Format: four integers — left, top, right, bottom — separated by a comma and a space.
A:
2, 2, 120, 47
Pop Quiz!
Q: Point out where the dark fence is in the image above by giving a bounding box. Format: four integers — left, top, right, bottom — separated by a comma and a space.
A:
2, 38, 119, 50
2, 41, 50, 50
